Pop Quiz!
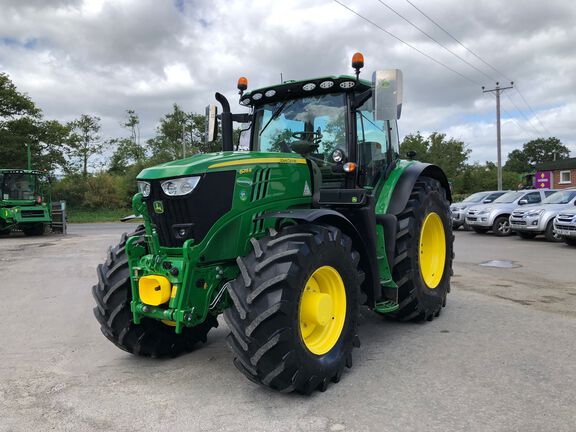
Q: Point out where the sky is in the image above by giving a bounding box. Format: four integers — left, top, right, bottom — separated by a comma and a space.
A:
1, 0, 575, 164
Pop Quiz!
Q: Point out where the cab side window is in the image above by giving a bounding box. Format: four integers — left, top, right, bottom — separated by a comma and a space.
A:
523, 192, 541, 204
356, 110, 388, 186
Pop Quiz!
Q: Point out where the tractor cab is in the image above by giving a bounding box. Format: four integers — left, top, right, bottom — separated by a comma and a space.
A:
0, 169, 51, 235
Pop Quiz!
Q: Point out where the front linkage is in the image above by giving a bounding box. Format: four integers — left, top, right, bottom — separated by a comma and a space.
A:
126, 193, 238, 334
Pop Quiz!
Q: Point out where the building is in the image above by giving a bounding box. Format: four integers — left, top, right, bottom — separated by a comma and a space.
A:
535, 158, 576, 189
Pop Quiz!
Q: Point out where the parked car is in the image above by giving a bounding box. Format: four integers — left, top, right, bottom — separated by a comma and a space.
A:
465, 189, 557, 236
553, 212, 576, 246
509, 190, 576, 242
450, 190, 507, 230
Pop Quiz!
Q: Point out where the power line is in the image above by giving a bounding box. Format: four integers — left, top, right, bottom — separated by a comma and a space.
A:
514, 85, 551, 135
332, 0, 482, 86
404, 0, 513, 82
374, 0, 497, 82
404, 0, 551, 135
503, 93, 547, 136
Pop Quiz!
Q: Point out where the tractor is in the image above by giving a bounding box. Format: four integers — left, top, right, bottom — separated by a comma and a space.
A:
0, 146, 52, 236
92, 53, 453, 394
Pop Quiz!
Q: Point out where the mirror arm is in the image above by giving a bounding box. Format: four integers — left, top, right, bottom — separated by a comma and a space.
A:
231, 113, 252, 123
351, 89, 372, 110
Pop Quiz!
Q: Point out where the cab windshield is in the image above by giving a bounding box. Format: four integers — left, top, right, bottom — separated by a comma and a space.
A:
542, 190, 576, 204
253, 93, 347, 164
463, 192, 489, 203
494, 191, 524, 203
0, 173, 38, 200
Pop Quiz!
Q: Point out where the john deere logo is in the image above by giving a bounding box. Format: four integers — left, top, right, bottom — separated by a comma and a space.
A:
153, 201, 164, 214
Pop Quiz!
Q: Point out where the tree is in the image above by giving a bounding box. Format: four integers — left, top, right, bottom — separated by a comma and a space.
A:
400, 132, 471, 180
505, 137, 570, 172
66, 114, 104, 177
0, 73, 69, 171
109, 110, 147, 174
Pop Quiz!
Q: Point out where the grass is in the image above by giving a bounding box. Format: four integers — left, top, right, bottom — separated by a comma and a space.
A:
67, 207, 133, 223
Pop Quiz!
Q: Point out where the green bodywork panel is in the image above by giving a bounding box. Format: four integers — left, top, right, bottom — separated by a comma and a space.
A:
128, 151, 314, 332
0, 169, 52, 230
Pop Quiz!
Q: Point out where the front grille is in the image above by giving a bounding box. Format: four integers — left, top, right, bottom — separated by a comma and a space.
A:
555, 224, 576, 231
556, 214, 576, 223
467, 217, 477, 221
21, 209, 45, 218
511, 220, 527, 225
145, 171, 236, 247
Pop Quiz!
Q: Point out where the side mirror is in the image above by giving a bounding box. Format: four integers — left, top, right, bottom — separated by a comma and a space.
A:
483, 199, 493, 203
406, 150, 417, 160
518, 199, 528, 205
204, 105, 218, 145
372, 69, 403, 121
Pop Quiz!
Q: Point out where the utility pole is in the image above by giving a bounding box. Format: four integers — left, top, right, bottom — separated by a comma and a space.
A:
483, 81, 513, 190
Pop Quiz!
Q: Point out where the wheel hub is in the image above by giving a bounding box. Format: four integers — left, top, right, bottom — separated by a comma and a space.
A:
419, 212, 446, 289
299, 266, 346, 355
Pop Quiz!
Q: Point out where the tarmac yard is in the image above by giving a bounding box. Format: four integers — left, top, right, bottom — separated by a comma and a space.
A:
0, 225, 575, 432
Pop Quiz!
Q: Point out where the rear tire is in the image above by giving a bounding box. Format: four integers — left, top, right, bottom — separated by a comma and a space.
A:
224, 224, 362, 394
492, 216, 512, 237
544, 220, 563, 242
22, 223, 45, 236
388, 176, 453, 322
92, 226, 217, 358
518, 232, 537, 240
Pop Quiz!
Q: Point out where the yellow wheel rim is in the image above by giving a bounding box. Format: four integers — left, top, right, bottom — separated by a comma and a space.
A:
419, 212, 446, 289
299, 266, 347, 355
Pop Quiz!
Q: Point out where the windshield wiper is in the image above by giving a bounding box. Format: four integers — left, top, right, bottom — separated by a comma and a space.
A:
259, 100, 296, 136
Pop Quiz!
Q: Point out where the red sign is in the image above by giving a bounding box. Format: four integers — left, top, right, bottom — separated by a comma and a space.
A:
535, 171, 551, 189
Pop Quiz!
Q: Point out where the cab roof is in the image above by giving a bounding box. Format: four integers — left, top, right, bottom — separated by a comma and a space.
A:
240, 75, 372, 107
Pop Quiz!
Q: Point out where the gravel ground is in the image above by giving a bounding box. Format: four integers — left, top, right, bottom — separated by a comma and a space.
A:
0, 225, 574, 432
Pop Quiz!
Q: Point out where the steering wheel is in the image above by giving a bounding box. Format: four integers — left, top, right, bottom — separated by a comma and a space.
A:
291, 131, 322, 145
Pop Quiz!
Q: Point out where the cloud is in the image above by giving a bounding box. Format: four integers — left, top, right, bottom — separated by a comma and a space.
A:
0, 0, 574, 162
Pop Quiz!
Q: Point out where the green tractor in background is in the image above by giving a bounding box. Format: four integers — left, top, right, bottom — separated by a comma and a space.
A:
0, 146, 52, 236
92, 53, 453, 394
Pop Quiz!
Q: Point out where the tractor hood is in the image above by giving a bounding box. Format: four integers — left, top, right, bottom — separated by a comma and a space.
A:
137, 151, 307, 180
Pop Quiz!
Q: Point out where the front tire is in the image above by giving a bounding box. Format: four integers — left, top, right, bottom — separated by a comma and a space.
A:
493, 216, 512, 236
92, 226, 217, 358
22, 223, 45, 236
544, 220, 563, 242
224, 224, 362, 394
388, 176, 453, 322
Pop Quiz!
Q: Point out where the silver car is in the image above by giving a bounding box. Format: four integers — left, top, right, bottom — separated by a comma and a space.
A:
465, 189, 557, 236
509, 190, 576, 241
450, 190, 507, 230
553, 212, 576, 246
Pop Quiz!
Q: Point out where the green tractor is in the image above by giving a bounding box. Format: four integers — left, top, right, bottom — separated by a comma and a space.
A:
0, 167, 52, 236
92, 54, 453, 394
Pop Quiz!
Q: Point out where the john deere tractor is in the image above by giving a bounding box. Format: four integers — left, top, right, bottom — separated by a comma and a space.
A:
92, 53, 453, 394
0, 169, 52, 236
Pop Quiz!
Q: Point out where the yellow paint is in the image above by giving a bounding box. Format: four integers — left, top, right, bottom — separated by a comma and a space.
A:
170, 285, 178, 298
418, 212, 446, 289
161, 320, 176, 327
138, 275, 172, 306
299, 266, 347, 355
239, 168, 253, 174
208, 157, 307, 169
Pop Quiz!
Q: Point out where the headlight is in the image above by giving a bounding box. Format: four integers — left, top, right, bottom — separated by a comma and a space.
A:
525, 209, 544, 217
161, 176, 200, 196
137, 181, 151, 197
478, 208, 492, 215
331, 149, 345, 163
